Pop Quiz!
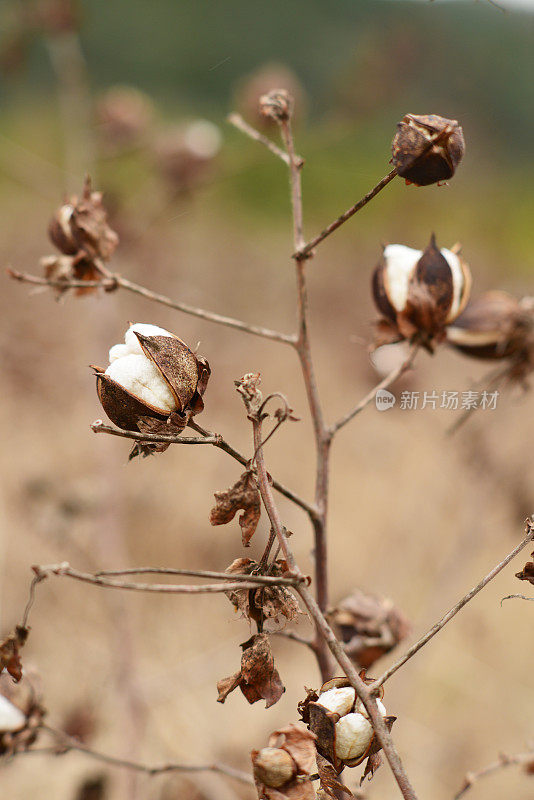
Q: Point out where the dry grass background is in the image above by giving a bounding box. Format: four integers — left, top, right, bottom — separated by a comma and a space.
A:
0, 129, 533, 800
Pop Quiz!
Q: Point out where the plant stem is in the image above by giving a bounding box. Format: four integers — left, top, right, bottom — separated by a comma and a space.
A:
279, 116, 333, 680
372, 519, 534, 690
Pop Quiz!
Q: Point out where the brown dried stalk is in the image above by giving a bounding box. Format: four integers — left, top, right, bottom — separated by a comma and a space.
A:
250, 411, 419, 800
8, 268, 295, 345
31, 562, 303, 596
227, 112, 302, 166
28, 724, 254, 785
372, 519, 534, 690
454, 749, 534, 799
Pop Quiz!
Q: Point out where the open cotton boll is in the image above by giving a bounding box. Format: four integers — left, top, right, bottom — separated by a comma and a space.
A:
109, 343, 130, 362
123, 323, 175, 356
383, 245, 421, 312
334, 712, 374, 761
355, 697, 387, 719
317, 686, 356, 717
105, 353, 176, 413
0, 695, 26, 732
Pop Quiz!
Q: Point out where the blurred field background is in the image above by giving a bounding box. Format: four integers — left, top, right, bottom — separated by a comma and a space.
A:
1, 1, 533, 799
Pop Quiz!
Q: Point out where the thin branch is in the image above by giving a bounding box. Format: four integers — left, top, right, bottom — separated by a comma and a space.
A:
294, 169, 398, 259
251, 412, 419, 800
272, 629, 316, 649
278, 113, 333, 679
31, 563, 299, 595
501, 593, 534, 603
373, 520, 534, 690
454, 750, 534, 799
95, 566, 301, 587
7, 269, 295, 346
188, 420, 319, 520
90, 420, 220, 445
35, 725, 253, 785
227, 113, 303, 167
329, 343, 420, 437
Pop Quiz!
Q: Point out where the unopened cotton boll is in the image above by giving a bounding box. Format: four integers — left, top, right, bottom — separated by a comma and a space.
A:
317, 686, 356, 717
0, 695, 26, 732
334, 712, 374, 761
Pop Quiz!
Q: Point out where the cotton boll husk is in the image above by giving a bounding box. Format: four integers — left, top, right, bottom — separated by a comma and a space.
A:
124, 323, 174, 356
441, 248, 464, 321
105, 353, 176, 413
317, 686, 356, 717
0, 695, 26, 732
334, 712, 373, 761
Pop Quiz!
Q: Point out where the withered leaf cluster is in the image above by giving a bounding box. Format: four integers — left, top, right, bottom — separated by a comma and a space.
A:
328, 589, 410, 669
224, 558, 301, 629
217, 633, 284, 709
0, 625, 29, 682
252, 722, 316, 800
210, 471, 261, 546
42, 176, 119, 296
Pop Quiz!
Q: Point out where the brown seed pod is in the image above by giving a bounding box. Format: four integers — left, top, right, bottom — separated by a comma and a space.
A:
446, 291, 534, 360
234, 62, 306, 129
328, 589, 410, 669
252, 746, 297, 788
93, 323, 210, 444
371, 235, 471, 347
392, 113, 465, 186
259, 89, 293, 122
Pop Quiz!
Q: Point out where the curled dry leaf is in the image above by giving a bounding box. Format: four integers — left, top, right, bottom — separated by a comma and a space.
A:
217, 633, 284, 709
224, 558, 301, 629
252, 722, 317, 800
515, 552, 534, 585
316, 752, 354, 798
210, 472, 261, 546
0, 625, 29, 682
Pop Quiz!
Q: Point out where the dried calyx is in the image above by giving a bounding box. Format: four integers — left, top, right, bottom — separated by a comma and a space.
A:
392, 113, 465, 186
372, 234, 471, 350
43, 176, 119, 295
0, 673, 44, 755
299, 675, 396, 784
93, 323, 210, 456
328, 589, 410, 669
446, 291, 534, 367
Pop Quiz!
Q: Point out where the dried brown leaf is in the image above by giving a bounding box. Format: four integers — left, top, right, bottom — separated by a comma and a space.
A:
0, 626, 29, 682
216, 634, 284, 708
516, 554, 534, 585
316, 752, 353, 798
224, 558, 301, 629
210, 471, 261, 546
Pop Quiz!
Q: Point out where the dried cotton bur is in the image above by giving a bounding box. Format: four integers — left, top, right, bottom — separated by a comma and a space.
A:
93, 322, 210, 458
41, 176, 119, 295
391, 113, 465, 186
216, 633, 285, 708
446, 291, 534, 383
224, 558, 301, 630
0, 625, 29, 682
328, 589, 410, 669
299, 676, 395, 790
251, 722, 316, 799
0, 672, 45, 755
372, 234, 471, 351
